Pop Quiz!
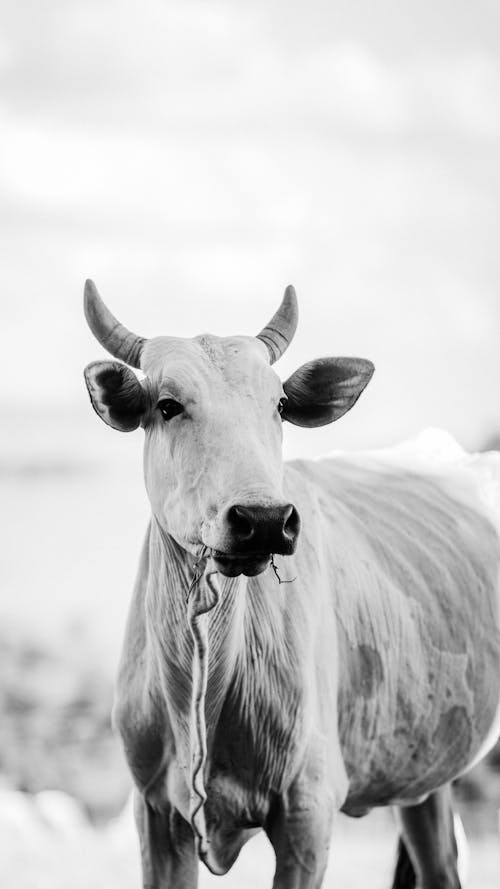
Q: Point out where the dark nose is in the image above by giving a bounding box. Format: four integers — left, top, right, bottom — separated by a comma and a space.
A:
225, 503, 300, 555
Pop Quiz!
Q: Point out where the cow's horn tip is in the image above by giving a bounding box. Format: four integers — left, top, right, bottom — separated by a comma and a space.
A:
284, 284, 298, 310
84, 279, 100, 311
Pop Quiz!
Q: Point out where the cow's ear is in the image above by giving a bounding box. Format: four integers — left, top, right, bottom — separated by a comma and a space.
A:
282, 357, 374, 427
84, 361, 147, 432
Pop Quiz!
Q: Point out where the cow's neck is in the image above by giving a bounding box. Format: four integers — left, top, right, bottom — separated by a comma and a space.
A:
146, 520, 245, 747
143, 519, 316, 829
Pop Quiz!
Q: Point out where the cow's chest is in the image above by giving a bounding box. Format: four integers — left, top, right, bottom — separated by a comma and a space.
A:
205, 645, 308, 826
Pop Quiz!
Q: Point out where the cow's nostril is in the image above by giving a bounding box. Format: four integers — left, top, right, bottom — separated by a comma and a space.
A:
283, 505, 301, 542
224, 502, 300, 554
227, 505, 255, 541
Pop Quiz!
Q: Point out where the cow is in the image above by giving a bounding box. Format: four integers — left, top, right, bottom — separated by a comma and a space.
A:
83, 279, 500, 889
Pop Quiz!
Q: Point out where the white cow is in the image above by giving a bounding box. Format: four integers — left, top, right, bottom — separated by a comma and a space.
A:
84, 281, 500, 889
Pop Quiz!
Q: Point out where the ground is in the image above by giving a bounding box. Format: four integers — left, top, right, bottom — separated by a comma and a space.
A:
0, 792, 498, 889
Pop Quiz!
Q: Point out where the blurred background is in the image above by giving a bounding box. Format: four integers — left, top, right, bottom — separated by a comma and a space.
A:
0, 1, 499, 885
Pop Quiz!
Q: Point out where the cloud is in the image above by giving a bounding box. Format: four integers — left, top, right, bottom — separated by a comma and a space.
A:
1, 1, 499, 139
1, 1, 500, 451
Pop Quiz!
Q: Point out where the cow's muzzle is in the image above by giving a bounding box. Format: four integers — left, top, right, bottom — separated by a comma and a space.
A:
210, 551, 273, 578
223, 502, 300, 556
206, 502, 300, 577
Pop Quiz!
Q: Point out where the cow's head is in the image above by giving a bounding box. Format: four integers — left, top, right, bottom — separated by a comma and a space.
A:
84, 281, 374, 577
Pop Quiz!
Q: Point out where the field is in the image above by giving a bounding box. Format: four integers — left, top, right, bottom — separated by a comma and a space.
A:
1, 791, 498, 889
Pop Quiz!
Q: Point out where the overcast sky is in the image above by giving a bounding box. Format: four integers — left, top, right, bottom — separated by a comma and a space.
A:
1, 0, 500, 457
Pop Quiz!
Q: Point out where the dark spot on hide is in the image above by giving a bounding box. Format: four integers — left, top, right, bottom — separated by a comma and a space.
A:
337, 625, 386, 751
432, 705, 472, 760
391, 692, 420, 761
347, 644, 384, 700
347, 768, 405, 806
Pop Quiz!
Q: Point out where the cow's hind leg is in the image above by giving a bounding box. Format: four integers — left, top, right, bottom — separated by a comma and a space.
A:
391, 785, 462, 889
134, 791, 198, 889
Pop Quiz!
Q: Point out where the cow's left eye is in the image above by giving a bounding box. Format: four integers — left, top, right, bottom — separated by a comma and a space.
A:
277, 397, 287, 415
157, 398, 183, 421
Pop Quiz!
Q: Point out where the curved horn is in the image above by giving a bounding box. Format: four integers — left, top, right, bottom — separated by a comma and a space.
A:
84, 279, 146, 369
256, 285, 298, 364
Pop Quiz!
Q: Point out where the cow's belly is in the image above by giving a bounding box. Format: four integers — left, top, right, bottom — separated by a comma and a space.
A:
338, 630, 500, 807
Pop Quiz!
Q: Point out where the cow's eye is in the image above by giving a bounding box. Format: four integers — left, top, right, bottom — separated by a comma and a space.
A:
277, 397, 287, 415
157, 398, 183, 421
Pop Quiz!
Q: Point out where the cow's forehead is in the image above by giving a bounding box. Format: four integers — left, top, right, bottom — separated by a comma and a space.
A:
140, 334, 278, 395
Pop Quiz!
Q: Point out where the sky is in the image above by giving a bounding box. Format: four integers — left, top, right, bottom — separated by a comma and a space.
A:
1, 0, 500, 459
2, 2, 500, 834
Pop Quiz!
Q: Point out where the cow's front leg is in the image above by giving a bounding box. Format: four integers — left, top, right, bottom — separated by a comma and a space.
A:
134, 791, 198, 889
266, 781, 334, 889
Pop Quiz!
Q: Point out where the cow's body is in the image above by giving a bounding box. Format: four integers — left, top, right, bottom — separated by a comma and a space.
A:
115, 438, 500, 880
84, 281, 500, 887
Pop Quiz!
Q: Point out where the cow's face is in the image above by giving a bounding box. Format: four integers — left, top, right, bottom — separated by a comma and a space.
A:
142, 334, 293, 575
84, 281, 374, 576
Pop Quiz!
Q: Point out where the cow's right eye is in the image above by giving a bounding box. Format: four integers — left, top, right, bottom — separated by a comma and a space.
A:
157, 399, 183, 421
